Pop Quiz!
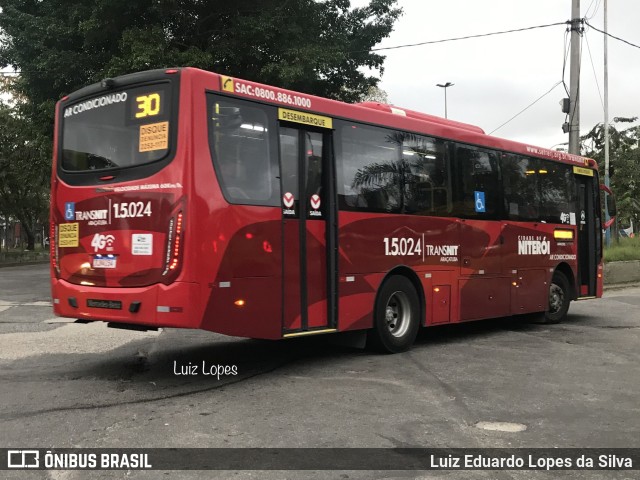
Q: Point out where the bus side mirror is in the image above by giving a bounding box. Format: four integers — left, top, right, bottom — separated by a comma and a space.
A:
600, 184, 616, 228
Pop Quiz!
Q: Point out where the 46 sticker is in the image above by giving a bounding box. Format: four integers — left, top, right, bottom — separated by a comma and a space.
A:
91, 234, 115, 252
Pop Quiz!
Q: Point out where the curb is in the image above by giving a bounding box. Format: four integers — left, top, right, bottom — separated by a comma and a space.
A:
0, 260, 51, 269
603, 281, 640, 291
603, 260, 640, 286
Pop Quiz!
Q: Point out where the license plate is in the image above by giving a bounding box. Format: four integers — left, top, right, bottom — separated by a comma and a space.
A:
92, 257, 116, 269
87, 299, 122, 310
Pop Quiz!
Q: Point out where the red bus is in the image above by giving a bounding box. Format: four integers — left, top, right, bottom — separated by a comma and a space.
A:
50, 67, 610, 352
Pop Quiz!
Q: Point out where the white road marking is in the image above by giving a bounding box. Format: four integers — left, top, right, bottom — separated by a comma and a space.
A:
0, 321, 160, 360
475, 421, 527, 432
43, 318, 77, 324
24, 301, 53, 306
0, 300, 52, 307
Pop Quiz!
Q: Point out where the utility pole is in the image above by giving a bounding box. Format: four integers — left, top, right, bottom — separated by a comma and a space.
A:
568, 0, 582, 155
603, 0, 613, 246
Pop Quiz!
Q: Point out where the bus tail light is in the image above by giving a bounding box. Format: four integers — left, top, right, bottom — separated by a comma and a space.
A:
163, 212, 184, 275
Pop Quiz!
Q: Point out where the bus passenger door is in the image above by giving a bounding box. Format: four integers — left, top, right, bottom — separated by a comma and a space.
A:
576, 173, 599, 297
279, 125, 337, 335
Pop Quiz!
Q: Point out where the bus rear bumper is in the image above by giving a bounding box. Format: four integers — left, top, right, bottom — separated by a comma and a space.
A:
51, 279, 200, 329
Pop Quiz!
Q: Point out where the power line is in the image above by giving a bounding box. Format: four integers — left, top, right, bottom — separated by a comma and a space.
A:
584, 0, 602, 20
585, 20, 640, 50
489, 81, 563, 135
352, 21, 569, 54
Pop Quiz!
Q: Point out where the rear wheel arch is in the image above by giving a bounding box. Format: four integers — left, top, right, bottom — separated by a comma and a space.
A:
367, 266, 425, 353
378, 266, 426, 326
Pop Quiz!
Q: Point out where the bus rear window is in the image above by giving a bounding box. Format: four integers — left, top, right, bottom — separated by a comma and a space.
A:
61, 83, 173, 171
207, 95, 279, 206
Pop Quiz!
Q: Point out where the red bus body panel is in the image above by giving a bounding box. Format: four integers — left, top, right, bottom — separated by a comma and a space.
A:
50, 68, 602, 340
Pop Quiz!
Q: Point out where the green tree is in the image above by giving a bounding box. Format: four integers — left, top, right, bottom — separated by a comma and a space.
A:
582, 118, 640, 231
0, 0, 401, 247
361, 85, 390, 103
0, 100, 50, 250
1, 0, 401, 113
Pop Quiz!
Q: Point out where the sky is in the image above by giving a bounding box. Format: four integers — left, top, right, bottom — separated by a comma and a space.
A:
353, 0, 640, 151
2, 0, 637, 152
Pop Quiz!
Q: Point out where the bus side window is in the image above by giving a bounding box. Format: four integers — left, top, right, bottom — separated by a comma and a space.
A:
208, 96, 279, 206
453, 145, 500, 218
402, 136, 451, 215
539, 162, 577, 224
337, 122, 401, 213
501, 154, 540, 221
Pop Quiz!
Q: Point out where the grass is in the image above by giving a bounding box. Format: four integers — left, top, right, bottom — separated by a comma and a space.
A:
604, 235, 640, 262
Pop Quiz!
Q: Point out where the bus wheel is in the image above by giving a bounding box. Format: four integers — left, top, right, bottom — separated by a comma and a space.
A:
544, 271, 570, 324
368, 276, 420, 353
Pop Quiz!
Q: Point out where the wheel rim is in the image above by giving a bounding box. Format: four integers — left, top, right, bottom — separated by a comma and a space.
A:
384, 290, 411, 338
549, 282, 565, 314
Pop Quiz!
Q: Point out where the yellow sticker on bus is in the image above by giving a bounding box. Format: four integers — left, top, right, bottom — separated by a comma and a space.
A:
139, 121, 169, 152
278, 108, 333, 129
221, 75, 235, 93
58, 223, 79, 248
573, 166, 594, 177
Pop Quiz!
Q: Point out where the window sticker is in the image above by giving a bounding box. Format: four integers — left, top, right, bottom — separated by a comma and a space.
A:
58, 223, 79, 248
132, 234, 153, 256
139, 121, 169, 152
64, 202, 75, 221
474, 191, 486, 213
278, 108, 332, 129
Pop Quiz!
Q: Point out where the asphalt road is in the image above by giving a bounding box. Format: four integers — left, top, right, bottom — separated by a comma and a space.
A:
0, 264, 638, 479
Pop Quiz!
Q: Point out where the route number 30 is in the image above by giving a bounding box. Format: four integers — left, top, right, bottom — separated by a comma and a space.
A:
135, 93, 161, 118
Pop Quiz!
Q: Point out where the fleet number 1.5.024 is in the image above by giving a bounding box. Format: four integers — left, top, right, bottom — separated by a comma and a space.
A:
112, 202, 152, 219
383, 237, 422, 256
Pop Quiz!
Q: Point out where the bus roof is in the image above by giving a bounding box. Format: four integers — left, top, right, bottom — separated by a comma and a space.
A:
185, 68, 598, 170
357, 102, 486, 135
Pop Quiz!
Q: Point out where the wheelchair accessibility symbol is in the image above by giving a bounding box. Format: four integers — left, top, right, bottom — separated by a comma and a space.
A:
474, 191, 486, 213
64, 202, 75, 221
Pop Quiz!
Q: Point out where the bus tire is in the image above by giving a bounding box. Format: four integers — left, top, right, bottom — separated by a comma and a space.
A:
368, 276, 420, 353
543, 271, 570, 324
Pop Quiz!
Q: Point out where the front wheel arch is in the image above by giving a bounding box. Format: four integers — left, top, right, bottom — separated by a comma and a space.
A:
553, 262, 577, 301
